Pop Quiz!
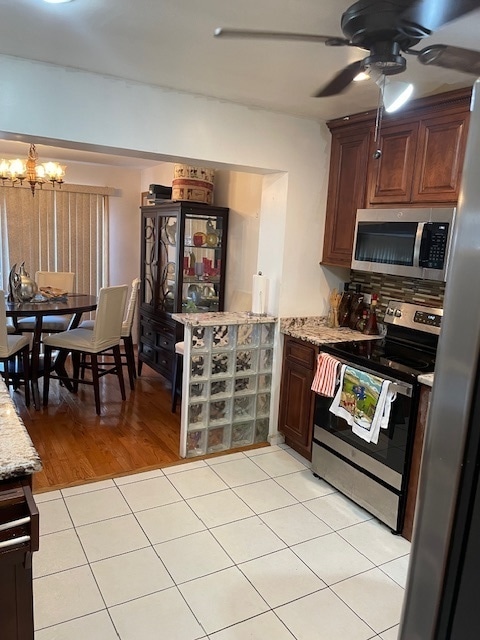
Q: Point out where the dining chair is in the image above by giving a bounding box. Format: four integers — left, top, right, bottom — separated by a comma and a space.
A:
16, 271, 76, 333
0, 292, 31, 406
42, 285, 128, 415
6, 318, 16, 334
78, 277, 141, 390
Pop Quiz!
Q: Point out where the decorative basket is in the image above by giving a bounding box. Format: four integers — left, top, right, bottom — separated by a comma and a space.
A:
172, 164, 215, 205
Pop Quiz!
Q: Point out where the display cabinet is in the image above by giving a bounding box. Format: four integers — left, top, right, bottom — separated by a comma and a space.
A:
138, 201, 229, 384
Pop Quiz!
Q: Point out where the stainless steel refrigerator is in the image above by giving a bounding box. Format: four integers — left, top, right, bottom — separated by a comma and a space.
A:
400, 78, 480, 639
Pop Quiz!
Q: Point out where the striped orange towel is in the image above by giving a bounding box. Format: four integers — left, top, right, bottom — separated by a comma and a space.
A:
311, 352, 341, 397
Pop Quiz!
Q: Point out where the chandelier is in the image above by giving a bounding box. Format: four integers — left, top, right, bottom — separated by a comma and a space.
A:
0, 143, 66, 196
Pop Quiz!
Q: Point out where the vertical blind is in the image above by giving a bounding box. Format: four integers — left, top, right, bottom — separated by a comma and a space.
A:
0, 185, 109, 295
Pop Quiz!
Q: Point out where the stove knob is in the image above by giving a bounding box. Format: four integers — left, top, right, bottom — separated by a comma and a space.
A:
394, 309, 402, 317
385, 307, 394, 315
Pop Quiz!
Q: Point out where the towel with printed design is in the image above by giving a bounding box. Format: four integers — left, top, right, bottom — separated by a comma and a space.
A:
329, 364, 397, 444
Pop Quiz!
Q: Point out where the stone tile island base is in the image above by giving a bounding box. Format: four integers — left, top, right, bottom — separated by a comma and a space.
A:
172, 312, 276, 458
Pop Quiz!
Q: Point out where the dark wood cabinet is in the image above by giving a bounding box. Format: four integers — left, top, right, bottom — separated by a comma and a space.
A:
366, 121, 419, 205
0, 475, 39, 640
403, 384, 431, 541
323, 88, 471, 268
138, 201, 229, 384
322, 126, 371, 268
279, 336, 318, 460
412, 111, 469, 203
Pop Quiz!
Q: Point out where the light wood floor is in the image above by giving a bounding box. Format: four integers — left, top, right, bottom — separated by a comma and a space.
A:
14, 363, 183, 493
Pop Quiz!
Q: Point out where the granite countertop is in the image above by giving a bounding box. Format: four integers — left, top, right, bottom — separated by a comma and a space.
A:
280, 316, 382, 346
0, 380, 42, 481
417, 373, 434, 387
282, 316, 436, 387
173, 311, 277, 327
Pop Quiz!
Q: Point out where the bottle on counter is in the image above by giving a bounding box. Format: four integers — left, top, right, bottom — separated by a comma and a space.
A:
364, 293, 380, 335
338, 282, 353, 327
357, 308, 369, 333
348, 284, 364, 330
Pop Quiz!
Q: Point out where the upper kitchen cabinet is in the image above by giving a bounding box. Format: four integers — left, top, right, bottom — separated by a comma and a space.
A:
366, 120, 419, 204
138, 201, 229, 383
322, 88, 471, 268
411, 111, 469, 203
366, 91, 470, 207
322, 124, 371, 267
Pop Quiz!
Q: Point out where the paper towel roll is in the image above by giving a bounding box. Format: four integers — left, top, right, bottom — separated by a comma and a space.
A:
252, 273, 268, 315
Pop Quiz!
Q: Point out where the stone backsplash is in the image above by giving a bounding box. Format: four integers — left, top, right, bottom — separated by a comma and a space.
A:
349, 270, 445, 320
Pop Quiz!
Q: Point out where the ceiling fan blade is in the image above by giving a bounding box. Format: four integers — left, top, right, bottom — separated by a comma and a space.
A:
410, 44, 480, 75
214, 27, 349, 46
313, 60, 365, 97
400, 0, 480, 34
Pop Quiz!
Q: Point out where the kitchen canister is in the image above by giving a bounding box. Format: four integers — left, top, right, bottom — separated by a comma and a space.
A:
172, 164, 215, 204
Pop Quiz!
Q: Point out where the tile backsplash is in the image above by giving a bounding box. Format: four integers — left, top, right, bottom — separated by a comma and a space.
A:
349, 270, 445, 320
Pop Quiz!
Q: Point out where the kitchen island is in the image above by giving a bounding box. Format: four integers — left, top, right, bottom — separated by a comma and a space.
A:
0, 379, 42, 639
172, 311, 276, 458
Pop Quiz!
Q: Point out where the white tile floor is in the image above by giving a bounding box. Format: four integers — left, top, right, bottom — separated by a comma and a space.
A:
33, 445, 410, 639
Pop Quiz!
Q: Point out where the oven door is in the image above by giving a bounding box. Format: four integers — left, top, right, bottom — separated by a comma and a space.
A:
312, 361, 416, 531
313, 363, 415, 492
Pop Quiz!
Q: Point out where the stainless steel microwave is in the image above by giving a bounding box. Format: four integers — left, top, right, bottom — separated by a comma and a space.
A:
351, 207, 456, 281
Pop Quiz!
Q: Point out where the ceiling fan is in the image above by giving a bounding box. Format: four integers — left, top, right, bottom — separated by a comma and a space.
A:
214, 0, 480, 98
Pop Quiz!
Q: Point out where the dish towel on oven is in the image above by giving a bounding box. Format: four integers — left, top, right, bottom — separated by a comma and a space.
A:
311, 352, 341, 397
329, 364, 397, 444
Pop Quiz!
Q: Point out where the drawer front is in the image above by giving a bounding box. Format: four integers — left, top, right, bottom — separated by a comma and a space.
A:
155, 348, 174, 374
139, 341, 155, 364
156, 332, 175, 352
285, 338, 317, 369
141, 322, 156, 343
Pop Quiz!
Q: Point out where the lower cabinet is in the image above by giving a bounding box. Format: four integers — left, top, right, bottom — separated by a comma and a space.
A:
138, 312, 183, 384
403, 384, 431, 541
0, 475, 39, 640
279, 336, 318, 461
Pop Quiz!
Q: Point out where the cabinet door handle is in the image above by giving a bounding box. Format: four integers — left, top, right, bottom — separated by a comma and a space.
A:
0, 535, 30, 550
0, 516, 30, 532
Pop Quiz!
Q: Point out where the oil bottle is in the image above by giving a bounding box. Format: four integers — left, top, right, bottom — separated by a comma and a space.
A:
338, 282, 353, 327
348, 284, 364, 330
364, 293, 380, 335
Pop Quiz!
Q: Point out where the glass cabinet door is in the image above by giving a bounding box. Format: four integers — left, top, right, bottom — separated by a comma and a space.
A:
158, 214, 178, 313
141, 212, 159, 314
182, 213, 224, 313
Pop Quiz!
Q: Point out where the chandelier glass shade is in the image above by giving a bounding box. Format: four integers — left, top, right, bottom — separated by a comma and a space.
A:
0, 144, 66, 195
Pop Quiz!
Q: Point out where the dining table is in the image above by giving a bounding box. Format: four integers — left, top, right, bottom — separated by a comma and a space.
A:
5, 294, 98, 409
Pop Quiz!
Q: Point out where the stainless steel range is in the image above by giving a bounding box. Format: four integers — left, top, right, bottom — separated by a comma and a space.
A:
311, 300, 442, 533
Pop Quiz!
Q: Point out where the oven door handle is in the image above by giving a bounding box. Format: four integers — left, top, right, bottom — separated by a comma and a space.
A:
389, 382, 412, 398
326, 355, 414, 398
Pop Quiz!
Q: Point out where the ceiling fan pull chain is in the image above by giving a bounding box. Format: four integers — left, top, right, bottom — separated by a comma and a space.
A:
373, 75, 385, 159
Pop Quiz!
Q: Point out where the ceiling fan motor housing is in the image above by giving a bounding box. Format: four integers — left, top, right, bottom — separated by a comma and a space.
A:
341, 0, 426, 74
363, 41, 406, 75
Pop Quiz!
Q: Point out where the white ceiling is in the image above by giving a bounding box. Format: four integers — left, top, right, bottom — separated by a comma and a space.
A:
1, 0, 480, 166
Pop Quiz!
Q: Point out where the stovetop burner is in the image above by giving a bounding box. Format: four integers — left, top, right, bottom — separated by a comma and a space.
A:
323, 338, 436, 380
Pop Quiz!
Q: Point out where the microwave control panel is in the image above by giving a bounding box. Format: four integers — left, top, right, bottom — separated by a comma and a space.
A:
419, 222, 449, 269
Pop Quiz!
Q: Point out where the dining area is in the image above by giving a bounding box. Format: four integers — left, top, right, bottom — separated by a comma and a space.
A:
2, 267, 140, 415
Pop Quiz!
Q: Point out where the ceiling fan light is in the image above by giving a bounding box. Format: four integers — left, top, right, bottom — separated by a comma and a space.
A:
353, 71, 369, 82
383, 81, 414, 112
